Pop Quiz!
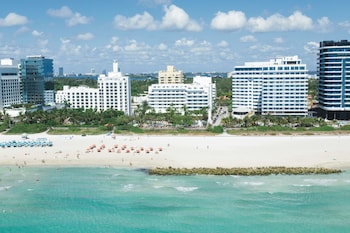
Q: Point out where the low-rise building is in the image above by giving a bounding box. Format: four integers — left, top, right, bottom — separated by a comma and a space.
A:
55, 85, 99, 110
148, 76, 216, 122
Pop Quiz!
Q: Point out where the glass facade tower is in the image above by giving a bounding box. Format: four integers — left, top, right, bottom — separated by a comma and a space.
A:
19, 55, 53, 105
318, 40, 350, 120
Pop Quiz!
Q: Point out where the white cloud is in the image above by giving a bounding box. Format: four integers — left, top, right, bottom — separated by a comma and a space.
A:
316, 17, 332, 33
190, 40, 212, 55
113, 4, 201, 31
248, 11, 313, 32
114, 12, 156, 30
110, 36, 119, 44
211, 10, 246, 30
47, 6, 92, 26
240, 35, 256, 43
0, 44, 22, 57
200, 40, 211, 46
274, 37, 284, 43
105, 36, 121, 52
217, 40, 229, 47
339, 20, 350, 34
32, 30, 43, 37
0, 13, 28, 27
158, 43, 167, 50
175, 38, 194, 47
138, 0, 171, 6
339, 21, 350, 27
125, 40, 140, 51
13, 26, 29, 36
77, 32, 94, 40
161, 5, 202, 31
59, 38, 82, 55
304, 41, 319, 54
67, 13, 91, 26
38, 39, 49, 47
249, 44, 287, 53
124, 39, 150, 51
47, 6, 73, 18
190, 46, 211, 55
318, 17, 331, 28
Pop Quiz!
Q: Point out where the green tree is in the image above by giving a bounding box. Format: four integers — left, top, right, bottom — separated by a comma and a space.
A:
131, 79, 157, 96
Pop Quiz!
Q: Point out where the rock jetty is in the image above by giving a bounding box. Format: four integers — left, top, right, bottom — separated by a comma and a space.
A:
148, 166, 342, 176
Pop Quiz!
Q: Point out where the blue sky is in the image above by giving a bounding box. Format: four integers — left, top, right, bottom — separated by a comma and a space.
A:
1, 0, 349, 74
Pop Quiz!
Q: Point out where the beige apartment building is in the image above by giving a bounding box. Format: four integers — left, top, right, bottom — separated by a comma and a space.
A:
158, 65, 184, 84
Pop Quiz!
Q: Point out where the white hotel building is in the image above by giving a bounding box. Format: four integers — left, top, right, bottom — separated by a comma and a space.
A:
231, 56, 308, 117
147, 76, 216, 119
0, 58, 21, 109
56, 61, 131, 115
55, 85, 99, 110
98, 62, 131, 114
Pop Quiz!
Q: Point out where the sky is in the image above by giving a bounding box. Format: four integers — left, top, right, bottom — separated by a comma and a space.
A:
1, 0, 350, 75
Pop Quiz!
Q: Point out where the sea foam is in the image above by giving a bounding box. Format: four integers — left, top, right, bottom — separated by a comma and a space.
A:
175, 186, 198, 192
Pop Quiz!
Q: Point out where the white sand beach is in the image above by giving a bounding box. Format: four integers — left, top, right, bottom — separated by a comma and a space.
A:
0, 133, 349, 169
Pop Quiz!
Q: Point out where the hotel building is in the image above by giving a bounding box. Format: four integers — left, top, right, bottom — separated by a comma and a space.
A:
147, 76, 216, 121
231, 56, 308, 116
19, 55, 54, 105
318, 40, 350, 120
0, 58, 21, 109
55, 61, 131, 115
98, 61, 131, 114
55, 85, 99, 110
158, 65, 184, 84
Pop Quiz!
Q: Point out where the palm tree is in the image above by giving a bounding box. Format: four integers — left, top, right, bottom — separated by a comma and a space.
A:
182, 104, 188, 116
243, 116, 250, 128
135, 101, 150, 124
3, 113, 11, 129
250, 114, 261, 126
165, 104, 177, 124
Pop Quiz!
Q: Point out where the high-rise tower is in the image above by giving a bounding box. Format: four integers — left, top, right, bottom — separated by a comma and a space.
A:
98, 60, 131, 114
318, 40, 350, 120
231, 56, 308, 117
0, 58, 21, 109
19, 55, 53, 105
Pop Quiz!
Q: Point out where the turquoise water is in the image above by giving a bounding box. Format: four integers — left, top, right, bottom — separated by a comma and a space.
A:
0, 167, 350, 233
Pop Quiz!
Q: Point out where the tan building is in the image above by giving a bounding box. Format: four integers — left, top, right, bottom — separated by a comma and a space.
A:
158, 65, 184, 84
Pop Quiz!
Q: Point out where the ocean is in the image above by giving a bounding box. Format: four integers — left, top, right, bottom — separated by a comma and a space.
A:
0, 167, 349, 233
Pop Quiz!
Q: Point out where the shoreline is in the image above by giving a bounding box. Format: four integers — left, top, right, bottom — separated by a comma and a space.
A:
1, 133, 350, 170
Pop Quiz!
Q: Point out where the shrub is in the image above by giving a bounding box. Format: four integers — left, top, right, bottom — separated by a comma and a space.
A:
212, 126, 224, 133
7, 123, 48, 134
116, 124, 131, 131
177, 128, 188, 134
130, 126, 143, 133
309, 125, 335, 131
340, 125, 350, 131
0, 123, 8, 132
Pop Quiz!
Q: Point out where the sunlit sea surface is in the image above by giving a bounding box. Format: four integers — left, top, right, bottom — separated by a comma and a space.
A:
0, 167, 349, 233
